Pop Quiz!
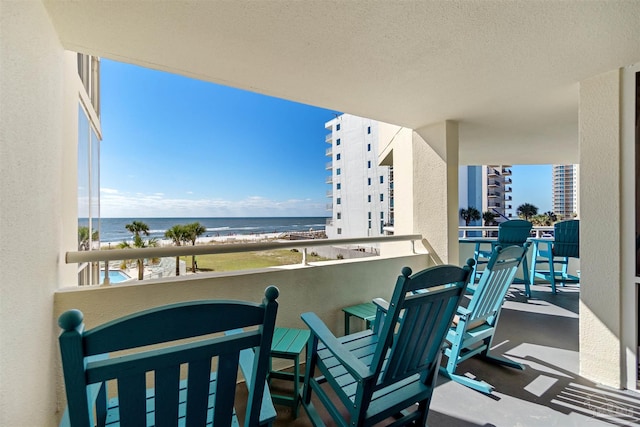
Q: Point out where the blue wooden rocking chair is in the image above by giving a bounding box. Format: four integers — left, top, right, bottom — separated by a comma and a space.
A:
58, 286, 279, 427
470, 219, 532, 285
530, 219, 580, 294
441, 245, 528, 394
300, 261, 473, 427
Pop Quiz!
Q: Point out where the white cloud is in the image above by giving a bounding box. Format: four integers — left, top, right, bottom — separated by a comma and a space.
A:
100, 191, 327, 217
100, 188, 119, 194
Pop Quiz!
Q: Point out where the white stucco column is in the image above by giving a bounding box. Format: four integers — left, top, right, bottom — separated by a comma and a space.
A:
409, 121, 460, 264
379, 121, 459, 264
579, 70, 623, 387
1, 3, 78, 425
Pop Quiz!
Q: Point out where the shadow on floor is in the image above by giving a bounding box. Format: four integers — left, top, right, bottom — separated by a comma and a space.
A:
238, 283, 640, 426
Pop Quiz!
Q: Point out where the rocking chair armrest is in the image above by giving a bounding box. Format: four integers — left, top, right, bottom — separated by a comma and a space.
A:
372, 298, 389, 313
456, 306, 472, 319
301, 312, 372, 381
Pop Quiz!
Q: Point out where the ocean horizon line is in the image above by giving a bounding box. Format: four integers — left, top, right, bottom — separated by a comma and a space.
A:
86, 216, 329, 243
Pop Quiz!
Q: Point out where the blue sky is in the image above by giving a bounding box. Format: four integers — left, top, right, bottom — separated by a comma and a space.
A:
100, 59, 552, 218
100, 60, 340, 217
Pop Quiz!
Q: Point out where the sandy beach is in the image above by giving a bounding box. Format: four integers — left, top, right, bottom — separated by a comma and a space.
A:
100, 232, 287, 249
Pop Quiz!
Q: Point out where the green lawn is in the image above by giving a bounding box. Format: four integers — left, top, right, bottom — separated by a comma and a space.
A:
182, 249, 328, 272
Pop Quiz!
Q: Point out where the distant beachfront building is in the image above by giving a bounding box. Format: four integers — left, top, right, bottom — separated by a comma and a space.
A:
459, 165, 514, 225
553, 164, 580, 219
324, 114, 393, 240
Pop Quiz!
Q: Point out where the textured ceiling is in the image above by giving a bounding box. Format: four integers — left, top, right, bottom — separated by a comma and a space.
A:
44, 1, 640, 164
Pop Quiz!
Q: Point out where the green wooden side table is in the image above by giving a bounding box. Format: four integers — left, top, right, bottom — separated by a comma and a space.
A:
342, 302, 378, 335
269, 327, 310, 418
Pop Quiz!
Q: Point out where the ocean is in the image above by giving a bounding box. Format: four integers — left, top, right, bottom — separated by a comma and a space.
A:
81, 217, 329, 243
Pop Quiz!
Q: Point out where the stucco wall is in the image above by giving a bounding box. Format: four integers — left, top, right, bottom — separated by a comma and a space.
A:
0, 2, 77, 425
579, 69, 623, 387
413, 121, 460, 265
54, 255, 429, 339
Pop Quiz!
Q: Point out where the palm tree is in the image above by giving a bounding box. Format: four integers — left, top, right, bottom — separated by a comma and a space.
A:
516, 203, 538, 221
121, 221, 155, 280
481, 211, 498, 237
118, 235, 158, 280
125, 220, 150, 238
165, 225, 188, 276
78, 226, 98, 251
460, 207, 481, 226
186, 222, 207, 272
482, 211, 498, 226
544, 211, 558, 224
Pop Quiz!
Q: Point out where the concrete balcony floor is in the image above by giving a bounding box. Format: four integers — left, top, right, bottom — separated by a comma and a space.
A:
238, 283, 640, 426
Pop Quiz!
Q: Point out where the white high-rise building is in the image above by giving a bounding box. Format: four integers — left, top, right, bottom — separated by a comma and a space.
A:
459, 165, 514, 225
553, 164, 580, 218
324, 114, 393, 239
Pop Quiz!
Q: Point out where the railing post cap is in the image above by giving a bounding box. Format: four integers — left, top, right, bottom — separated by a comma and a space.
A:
401, 266, 412, 277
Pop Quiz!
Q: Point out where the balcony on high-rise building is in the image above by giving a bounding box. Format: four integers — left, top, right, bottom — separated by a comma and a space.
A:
4, 4, 637, 426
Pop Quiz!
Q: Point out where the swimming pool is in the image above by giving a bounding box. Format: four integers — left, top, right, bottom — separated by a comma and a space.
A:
99, 270, 132, 284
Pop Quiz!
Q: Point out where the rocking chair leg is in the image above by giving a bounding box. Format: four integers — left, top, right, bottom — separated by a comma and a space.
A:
481, 353, 525, 370
439, 368, 494, 394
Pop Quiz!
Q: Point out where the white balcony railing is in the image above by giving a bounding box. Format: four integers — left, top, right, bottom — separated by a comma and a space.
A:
458, 226, 553, 239
66, 234, 423, 285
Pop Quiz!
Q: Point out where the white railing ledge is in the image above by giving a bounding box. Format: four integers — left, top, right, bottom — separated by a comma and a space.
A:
66, 234, 423, 264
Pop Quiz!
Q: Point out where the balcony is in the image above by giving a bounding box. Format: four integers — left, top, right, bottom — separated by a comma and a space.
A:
325, 133, 332, 143
325, 161, 332, 170
488, 191, 501, 198
325, 147, 332, 156
56, 235, 639, 427
502, 168, 512, 175
325, 176, 332, 185
7, 2, 640, 426
326, 190, 332, 198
